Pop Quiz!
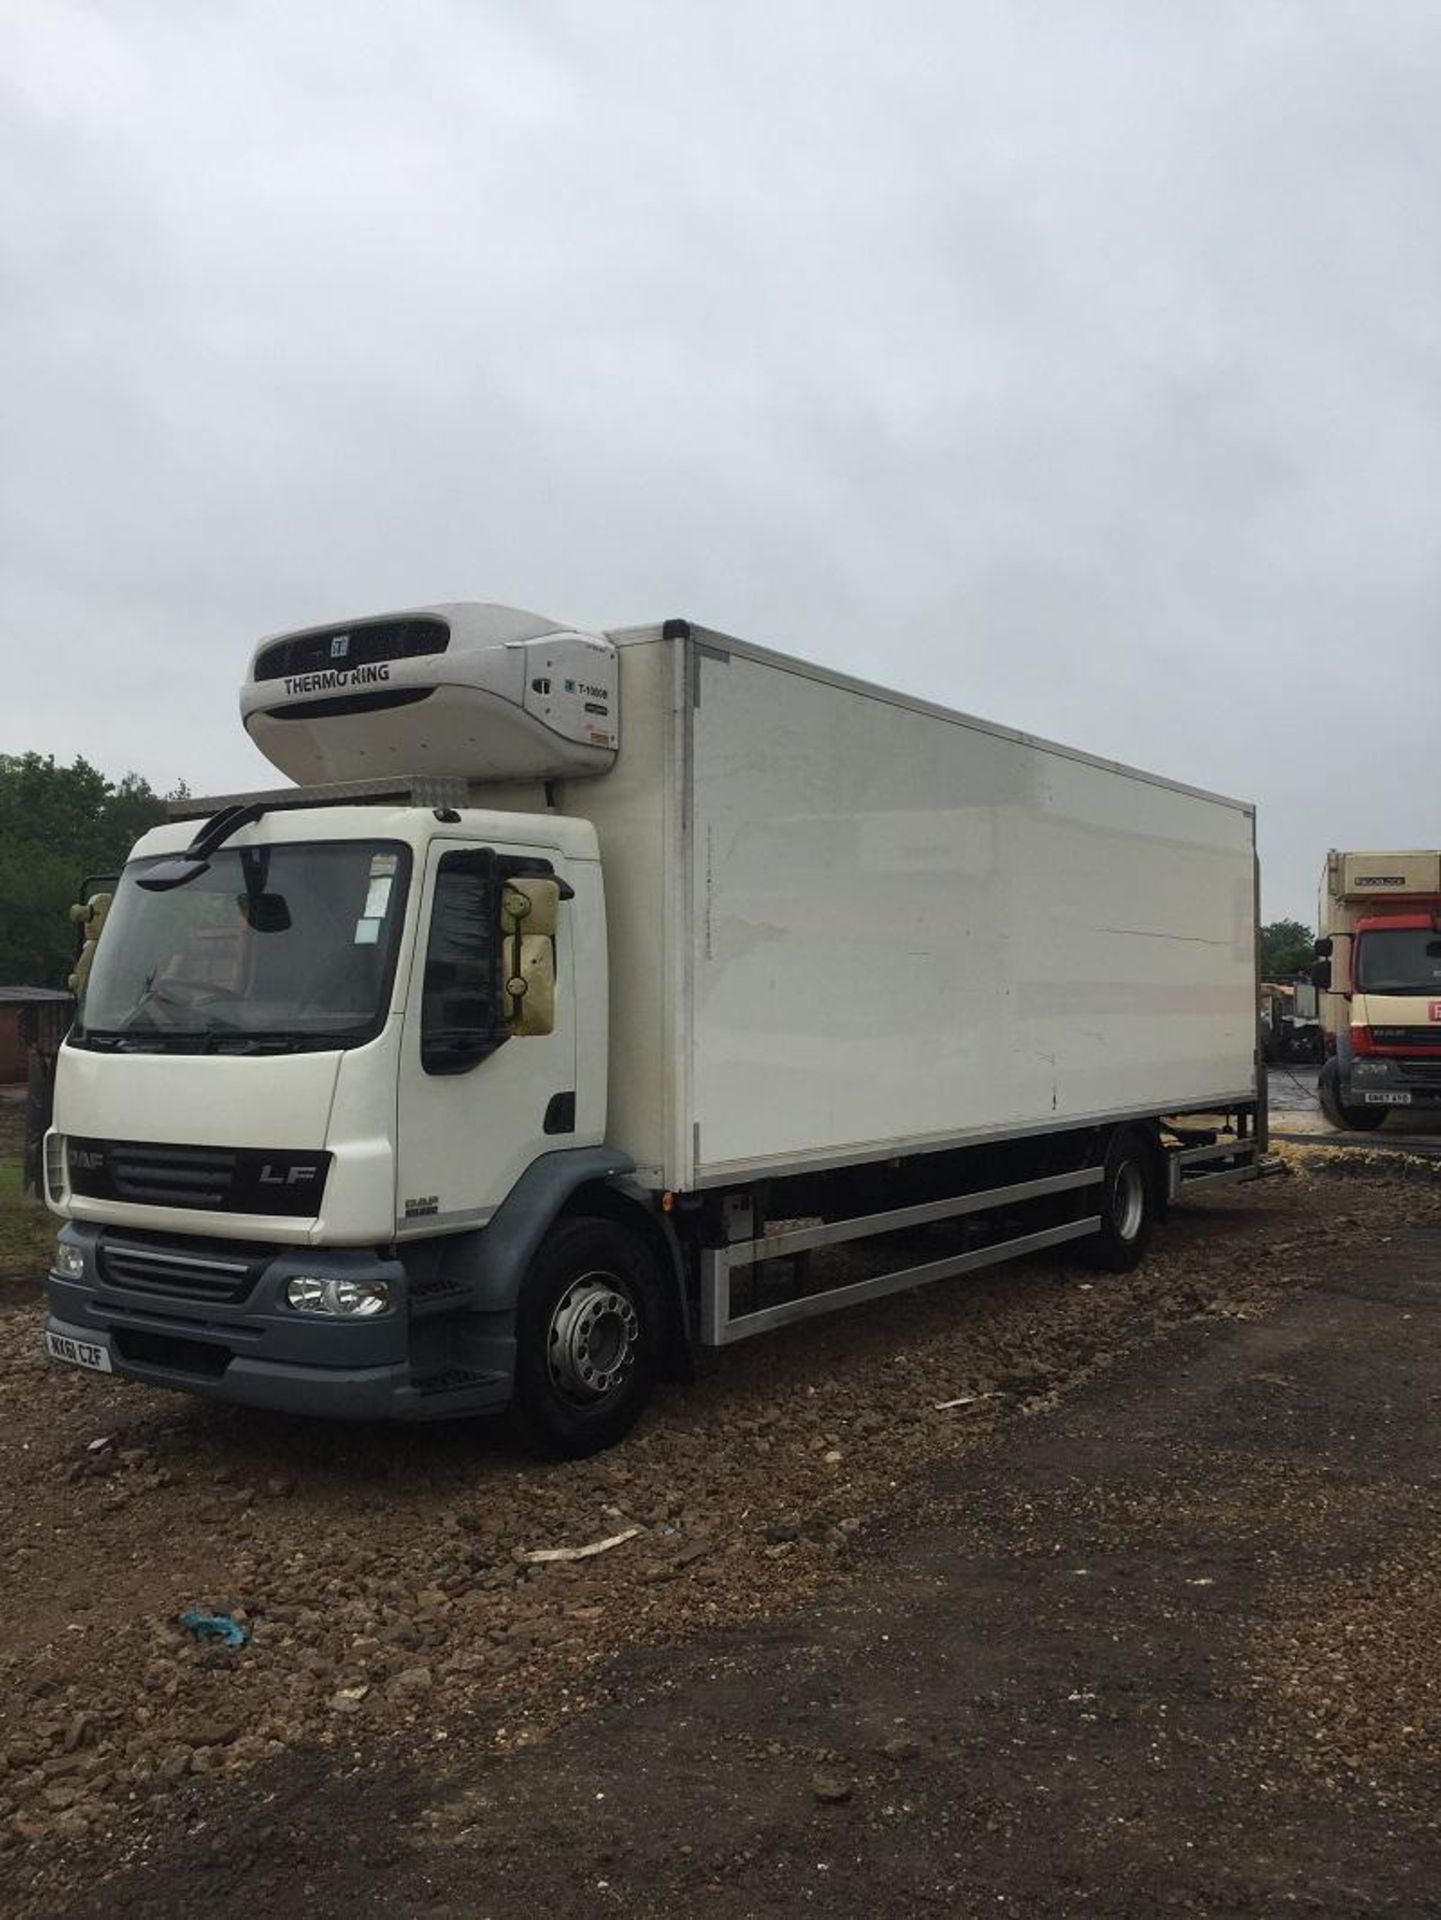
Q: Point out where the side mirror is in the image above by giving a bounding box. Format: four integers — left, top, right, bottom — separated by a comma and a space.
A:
1313, 936, 1333, 958
501, 880, 559, 1037
68, 891, 114, 994
1310, 959, 1332, 990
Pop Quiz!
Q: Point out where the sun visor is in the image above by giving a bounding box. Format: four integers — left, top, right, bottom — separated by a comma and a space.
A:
239, 603, 619, 786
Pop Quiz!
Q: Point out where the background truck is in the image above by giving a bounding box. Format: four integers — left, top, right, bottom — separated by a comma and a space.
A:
43, 604, 1264, 1455
1313, 849, 1441, 1130
1260, 978, 1322, 1065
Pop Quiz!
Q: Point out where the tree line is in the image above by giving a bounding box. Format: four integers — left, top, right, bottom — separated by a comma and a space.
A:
0, 748, 1320, 995
1258, 918, 1315, 980
0, 754, 183, 989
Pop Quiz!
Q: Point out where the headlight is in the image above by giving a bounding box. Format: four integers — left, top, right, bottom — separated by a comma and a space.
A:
54, 1240, 85, 1280
285, 1276, 391, 1317
45, 1134, 67, 1204
331, 1278, 389, 1316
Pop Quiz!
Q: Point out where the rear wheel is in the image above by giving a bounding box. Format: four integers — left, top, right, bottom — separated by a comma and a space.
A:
506, 1216, 661, 1458
1075, 1128, 1157, 1272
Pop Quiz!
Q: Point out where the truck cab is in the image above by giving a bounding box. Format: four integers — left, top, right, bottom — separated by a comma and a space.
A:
1314, 850, 1441, 1129
45, 606, 675, 1455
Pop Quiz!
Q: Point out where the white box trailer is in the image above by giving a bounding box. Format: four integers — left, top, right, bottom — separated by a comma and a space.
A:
544, 626, 1260, 1191
44, 605, 1263, 1455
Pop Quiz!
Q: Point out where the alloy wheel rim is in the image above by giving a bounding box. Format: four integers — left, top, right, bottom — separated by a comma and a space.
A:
1114, 1162, 1145, 1241
547, 1272, 640, 1405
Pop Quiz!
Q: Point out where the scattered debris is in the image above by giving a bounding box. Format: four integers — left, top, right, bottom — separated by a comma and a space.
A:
519, 1526, 643, 1565
933, 1393, 1002, 1412
386, 1667, 434, 1699
177, 1609, 249, 1648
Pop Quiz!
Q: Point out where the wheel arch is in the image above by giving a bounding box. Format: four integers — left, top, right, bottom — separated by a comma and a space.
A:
558, 1178, 695, 1382
442, 1149, 693, 1382
1127, 1118, 1169, 1219
1089, 1118, 1168, 1218
448, 1147, 633, 1314
1074, 1120, 1165, 1272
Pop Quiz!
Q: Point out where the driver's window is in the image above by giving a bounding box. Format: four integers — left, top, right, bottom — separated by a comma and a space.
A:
421, 849, 504, 1074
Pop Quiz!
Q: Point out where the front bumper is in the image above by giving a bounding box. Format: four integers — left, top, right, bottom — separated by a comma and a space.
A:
1345, 1059, 1441, 1110
45, 1223, 515, 1421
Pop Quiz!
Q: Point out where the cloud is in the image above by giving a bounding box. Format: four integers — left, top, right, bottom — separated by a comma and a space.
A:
4, 0, 1440, 920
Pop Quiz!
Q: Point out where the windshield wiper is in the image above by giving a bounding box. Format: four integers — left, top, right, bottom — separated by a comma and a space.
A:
203, 1028, 375, 1054
76, 1028, 212, 1054
202, 1032, 305, 1055
78, 1025, 369, 1056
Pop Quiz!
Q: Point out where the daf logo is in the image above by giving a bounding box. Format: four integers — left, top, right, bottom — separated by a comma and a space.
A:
329, 633, 351, 660
259, 1165, 318, 1186
69, 1149, 104, 1170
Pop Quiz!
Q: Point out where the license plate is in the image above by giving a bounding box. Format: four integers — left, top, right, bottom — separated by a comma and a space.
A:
1363, 1091, 1413, 1106
45, 1331, 113, 1373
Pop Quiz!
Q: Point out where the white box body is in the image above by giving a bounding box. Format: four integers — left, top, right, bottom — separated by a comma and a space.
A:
482, 625, 1259, 1192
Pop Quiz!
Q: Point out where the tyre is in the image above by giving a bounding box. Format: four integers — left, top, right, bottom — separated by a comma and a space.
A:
1075, 1128, 1157, 1272
1317, 1062, 1386, 1133
506, 1215, 662, 1458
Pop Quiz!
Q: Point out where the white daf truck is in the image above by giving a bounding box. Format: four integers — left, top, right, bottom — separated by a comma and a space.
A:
1313, 849, 1441, 1130
44, 605, 1263, 1454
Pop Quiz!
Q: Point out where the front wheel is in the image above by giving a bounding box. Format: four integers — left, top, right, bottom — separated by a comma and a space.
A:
506, 1216, 661, 1458
1074, 1128, 1157, 1272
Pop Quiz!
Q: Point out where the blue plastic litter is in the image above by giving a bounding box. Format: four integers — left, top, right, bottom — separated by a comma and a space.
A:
178, 1608, 249, 1648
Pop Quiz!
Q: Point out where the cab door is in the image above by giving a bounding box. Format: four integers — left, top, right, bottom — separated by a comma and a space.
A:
395, 839, 575, 1237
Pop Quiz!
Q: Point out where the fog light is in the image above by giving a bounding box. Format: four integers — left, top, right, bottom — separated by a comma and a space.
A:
285, 1275, 391, 1317
54, 1240, 85, 1280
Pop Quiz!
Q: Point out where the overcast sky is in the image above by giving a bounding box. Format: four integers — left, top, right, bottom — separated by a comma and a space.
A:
4, 0, 1439, 924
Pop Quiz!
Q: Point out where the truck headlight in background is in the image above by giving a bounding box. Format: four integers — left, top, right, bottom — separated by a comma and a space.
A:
54, 1240, 85, 1280
285, 1275, 391, 1317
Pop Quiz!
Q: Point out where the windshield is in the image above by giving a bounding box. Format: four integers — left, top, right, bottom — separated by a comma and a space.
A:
1355, 927, 1441, 997
74, 840, 411, 1053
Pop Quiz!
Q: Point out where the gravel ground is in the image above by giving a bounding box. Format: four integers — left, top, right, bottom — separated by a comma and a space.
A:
2, 1150, 1439, 1913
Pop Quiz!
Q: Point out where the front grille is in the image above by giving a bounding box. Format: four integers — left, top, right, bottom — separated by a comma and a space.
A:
67, 1138, 330, 1216
109, 1142, 236, 1207
254, 618, 449, 683
1399, 1061, 1441, 1083
99, 1231, 273, 1304
1371, 1027, 1441, 1049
